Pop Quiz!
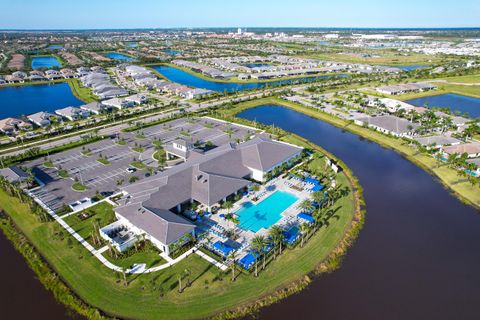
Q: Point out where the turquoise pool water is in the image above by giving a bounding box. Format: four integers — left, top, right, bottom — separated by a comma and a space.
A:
236, 191, 298, 232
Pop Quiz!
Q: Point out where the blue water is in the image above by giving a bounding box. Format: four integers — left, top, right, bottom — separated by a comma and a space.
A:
244, 63, 273, 68
31, 56, 62, 69
397, 65, 427, 71
238, 104, 480, 319
236, 191, 298, 232
127, 43, 138, 48
105, 52, 134, 61
163, 49, 180, 55
0, 83, 83, 118
47, 45, 63, 50
406, 93, 480, 118
152, 65, 348, 93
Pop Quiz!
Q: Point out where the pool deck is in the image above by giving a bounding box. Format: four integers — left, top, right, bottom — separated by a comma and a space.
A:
207, 175, 318, 260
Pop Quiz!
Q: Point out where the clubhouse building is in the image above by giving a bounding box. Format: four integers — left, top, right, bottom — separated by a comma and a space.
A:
106, 136, 303, 255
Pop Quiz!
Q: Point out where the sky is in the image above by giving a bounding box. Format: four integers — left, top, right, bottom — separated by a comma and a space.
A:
0, 0, 479, 30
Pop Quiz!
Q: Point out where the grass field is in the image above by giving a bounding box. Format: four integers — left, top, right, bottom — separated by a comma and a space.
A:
226, 97, 480, 209
0, 138, 360, 320
63, 202, 115, 246
67, 79, 97, 103
304, 50, 446, 66
440, 74, 480, 83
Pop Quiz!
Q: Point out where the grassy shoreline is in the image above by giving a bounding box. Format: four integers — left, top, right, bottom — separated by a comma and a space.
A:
226, 97, 480, 209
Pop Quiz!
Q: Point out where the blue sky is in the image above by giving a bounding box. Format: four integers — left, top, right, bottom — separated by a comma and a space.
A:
0, 0, 478, 29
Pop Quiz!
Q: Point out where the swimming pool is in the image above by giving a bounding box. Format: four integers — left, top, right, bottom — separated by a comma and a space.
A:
236, 191, 299, 232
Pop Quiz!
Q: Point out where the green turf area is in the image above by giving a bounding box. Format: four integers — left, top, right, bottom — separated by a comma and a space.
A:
71, 182, 88, 192
132, 146, 145, 153
304, 49, 445, 66
97, 158, 110, 165
58, 170, 70, 179
63, 202, 115, 247
67, 79, 97, 103
43, 160, 54, 168
103, 243, 167, 269
130, 160, 146, 169
440, 74, 480, 83
116, 139, 127, 146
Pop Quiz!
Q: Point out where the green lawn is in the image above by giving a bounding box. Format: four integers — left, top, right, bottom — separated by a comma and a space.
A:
440, 74, 480, 83
67, 79, 97, 103
132, 146, 145, 153
63, 202, 115, 247
103, 244, 167, 269
130, 160, 146, 170
97, 158, 110, 165
71, 182, 88, 192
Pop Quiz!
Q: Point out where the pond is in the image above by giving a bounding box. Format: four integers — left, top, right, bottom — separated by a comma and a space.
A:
406, 93, 480, 118
31, 56, 62, 69
104, 52, 134, 61
238, 104, 480, 320
152, 65, 347, 93
0, 83, 83, 119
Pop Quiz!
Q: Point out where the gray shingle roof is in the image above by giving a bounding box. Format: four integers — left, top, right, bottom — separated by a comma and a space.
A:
116, 136, 302, 245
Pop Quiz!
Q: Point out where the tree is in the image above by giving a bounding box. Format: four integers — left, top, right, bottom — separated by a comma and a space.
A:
299, 223, 310, 248
251, 235, 267, 273
298, 199, 314, 213
250, 235, 265, 277
228, 251, 238, 282
268, 225, 284, 259
223, 201, 233, 215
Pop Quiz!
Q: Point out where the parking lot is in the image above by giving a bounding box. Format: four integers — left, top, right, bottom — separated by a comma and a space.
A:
25, 117, 255, 212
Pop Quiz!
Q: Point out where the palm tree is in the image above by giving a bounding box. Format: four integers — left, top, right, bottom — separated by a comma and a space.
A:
223, 201, 233, 215
228, 251, 238, 282
250, 235, 265, 277
268, 225, 284, 259
311, 191, 324, 207
299, 223, 310, 248
177, 274, 183, 293
298, 199, 314, 213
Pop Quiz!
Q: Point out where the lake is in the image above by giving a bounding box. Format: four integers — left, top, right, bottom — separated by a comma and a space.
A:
31, 56, 62, 69
406, 93, 480, 118
238, 104, 480, 320
152, 65, 347, 93
104, 52, 134, 61
0, 83, 83, 118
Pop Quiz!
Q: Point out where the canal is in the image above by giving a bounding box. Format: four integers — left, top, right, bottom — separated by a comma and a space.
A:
238, 104, 480, 320
152, 65, 347, 93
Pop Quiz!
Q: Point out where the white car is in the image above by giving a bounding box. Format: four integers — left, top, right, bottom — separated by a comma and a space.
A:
126, 167, 136, 173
